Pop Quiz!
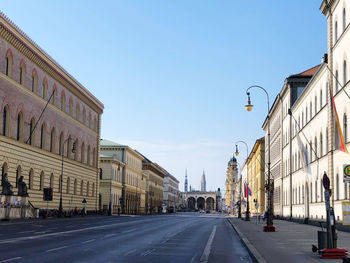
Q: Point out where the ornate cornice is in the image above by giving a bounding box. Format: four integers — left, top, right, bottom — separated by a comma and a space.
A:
320, 0, 336, 15
0, 12, 104, 114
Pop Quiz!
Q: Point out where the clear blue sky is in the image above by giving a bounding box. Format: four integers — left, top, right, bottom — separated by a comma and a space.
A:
2, 1, 327, 192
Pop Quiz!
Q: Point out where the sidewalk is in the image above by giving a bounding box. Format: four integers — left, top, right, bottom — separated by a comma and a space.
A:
228, 217, 350, 263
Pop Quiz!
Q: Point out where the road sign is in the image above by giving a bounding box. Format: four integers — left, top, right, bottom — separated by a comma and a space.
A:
344, 165, 350, 182
342, 202, 350, 225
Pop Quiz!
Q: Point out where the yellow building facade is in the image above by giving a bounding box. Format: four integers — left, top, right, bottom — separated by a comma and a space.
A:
247, 138, 265, 215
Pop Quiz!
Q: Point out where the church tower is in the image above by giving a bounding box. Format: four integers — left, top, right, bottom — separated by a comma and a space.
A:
201, 169, 206, 192
184, 169, 188, 192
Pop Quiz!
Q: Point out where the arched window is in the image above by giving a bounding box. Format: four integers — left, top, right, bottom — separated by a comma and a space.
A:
74, 139, 79, 161
19, 61, 26, 85
67, 136, 72, 158
92, 183, 95, 197
86, 181, 89, 196
3, 105, 10, 136
321, 179, 324, 202
336, 174, 339, 200
52, 86, 57, 106
16, 166, 21, 188
326, 83, 329, 102
315, 96, 317, 114
88, 112, 92, 128
50, 127, 56, 153
306, 107, 308, 123
59, 175, 62, 193
343, 8, 347, 32
61, 91, 66, 112
40, 171, 45, 190
99, 168, 103, 179
69, 97, 73, 116
315, 180, 318, 202
80, 180, 83, 195
344, 60, 347, 85
87, 145, 91, 165
320, 132, 323, 156
83, 108, 86, 124
335, 70, 339, 92
314, 137, 318, 159
74, 179, 77, 195
5, 49, 13, 77
310, 182, 313, 203
29, 118, 35, 146
1, 163, 7, 187
309, 139, 313, 162
81, 142, 85, 163
92, 148, 96, 167
326, 128, 329, 153
76, 102, 80, 121
17, 111, 23, 141
66, 177, 70, 194
335, 21, 338, 41
94, 117, 97, 131
40, 123, 46, 149
50, 173, 54, 189
310, 102, 312, 119
32, 70, 37, 93
302, 112, 304, 127
59, 132, 64, 155
43, 80, 48, 100
320, 89, 323, 108
28, 169, 33, 189
344, 114, 348, 143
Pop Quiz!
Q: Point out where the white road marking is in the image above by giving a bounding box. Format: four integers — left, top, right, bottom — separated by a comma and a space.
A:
0, 257, 22, 262
45, 246, 67, 252
199, 225, 217, 263
34, 231, 49, 234
124, 249, 136, 256
0, 220, 150, 244
122, 229, 136, 234
81, 239, 95, 244
18, 230, 35, 234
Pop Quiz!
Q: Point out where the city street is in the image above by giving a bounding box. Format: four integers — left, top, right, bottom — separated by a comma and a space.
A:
0, 213, 252, 263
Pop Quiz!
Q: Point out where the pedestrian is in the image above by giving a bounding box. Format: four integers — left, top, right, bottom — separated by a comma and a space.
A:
74, 206, 78, 216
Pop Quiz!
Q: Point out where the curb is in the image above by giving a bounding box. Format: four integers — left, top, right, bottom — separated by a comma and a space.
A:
227, 219, 267, 263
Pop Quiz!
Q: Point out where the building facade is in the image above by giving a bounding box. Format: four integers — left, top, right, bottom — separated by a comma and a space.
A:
224, 156, 238, 213
262, 0, 350, 222
0, 13, 103, 212
246, 138, 265, 215
162, 171, 179, 212
142, 157, 165, 214
100, 140, 146, 214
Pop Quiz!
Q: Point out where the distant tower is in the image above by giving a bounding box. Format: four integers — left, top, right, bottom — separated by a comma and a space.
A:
201, 169, 206, 192
184, 169, 188, 192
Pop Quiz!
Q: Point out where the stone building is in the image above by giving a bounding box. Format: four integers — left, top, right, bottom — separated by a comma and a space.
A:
142, 156, 166, 214
160, 165, 179, 212
224, 156, 238, 213
261, 0, 350, 222
100, 140, 146, 214
0, 13, 103, 212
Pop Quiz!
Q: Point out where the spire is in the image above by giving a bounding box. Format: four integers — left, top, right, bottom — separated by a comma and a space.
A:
201, 169, 206, 192
184, 168, 188, 192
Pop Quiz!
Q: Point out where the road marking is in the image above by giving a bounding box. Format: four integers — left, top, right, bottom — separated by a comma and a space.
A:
103, 234, 116, 238
81, 239, 95, 244
0, 257, 22, 262
34, 231, 49, 234
124, 249, 136, 256
18, 230, 35, 234
46, 246, 67, 252
0, 220, 151, 244
122, 229, 136, 234
199, 225, 216, 263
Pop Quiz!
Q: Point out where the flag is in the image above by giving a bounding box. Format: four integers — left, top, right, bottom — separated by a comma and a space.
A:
331, 91, 348, 154
297, 133, 311, 174
244, 183, 252, 197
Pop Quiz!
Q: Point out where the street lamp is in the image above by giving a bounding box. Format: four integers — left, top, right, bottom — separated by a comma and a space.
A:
235, 141, 249, 221
59, 137, 76, 217
245, 85, 275, 232
236, 162, 243, 219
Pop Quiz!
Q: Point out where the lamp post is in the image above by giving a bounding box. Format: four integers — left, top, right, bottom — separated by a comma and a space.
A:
245, 85, 275, 232
59, 137, 76, 217
236, 162, 243, 219
235, 141, 249, 221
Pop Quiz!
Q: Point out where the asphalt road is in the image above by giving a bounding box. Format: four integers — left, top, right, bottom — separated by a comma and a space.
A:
0, 213, 252, 263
